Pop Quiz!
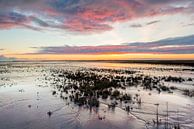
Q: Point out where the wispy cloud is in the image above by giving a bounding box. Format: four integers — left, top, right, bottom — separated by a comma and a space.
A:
29, 34, 194, 55
130, 24, 143, 28
0, 0, 193, 33
146, 20, 160, 25
183, 23, 194, 27
0, 55, 16, 61
130, 20, 161, 28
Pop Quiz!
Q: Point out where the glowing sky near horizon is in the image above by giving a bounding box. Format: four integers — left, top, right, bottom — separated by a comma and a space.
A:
0, 0, 194, 60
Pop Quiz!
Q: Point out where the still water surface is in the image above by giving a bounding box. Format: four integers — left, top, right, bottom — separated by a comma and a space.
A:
0, 62, 194, 129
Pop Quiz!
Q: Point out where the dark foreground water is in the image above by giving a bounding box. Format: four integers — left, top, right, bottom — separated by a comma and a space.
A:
0, 61, 194, 129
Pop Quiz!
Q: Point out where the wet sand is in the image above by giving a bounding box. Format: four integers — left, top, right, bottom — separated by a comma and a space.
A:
0, 61, 194, 129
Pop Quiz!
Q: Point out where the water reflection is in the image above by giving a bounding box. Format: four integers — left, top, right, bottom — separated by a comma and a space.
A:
0, 62, 193, 129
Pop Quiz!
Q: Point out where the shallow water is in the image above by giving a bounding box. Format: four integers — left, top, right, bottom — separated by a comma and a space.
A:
0, 61, 194, 129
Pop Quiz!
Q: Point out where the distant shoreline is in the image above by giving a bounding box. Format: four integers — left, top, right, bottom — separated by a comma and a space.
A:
1, 60, 194, 66
96, 60, 194, 66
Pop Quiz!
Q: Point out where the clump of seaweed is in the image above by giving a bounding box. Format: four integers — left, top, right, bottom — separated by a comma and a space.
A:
47, 67, 190, 111
183, 89, 194, 97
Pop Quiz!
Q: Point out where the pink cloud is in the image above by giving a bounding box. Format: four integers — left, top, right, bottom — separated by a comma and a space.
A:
0, 0, 193, 32
0, 22, 18, 29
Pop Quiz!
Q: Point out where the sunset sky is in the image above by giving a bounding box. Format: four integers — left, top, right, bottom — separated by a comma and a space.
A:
0, 0, 194, 60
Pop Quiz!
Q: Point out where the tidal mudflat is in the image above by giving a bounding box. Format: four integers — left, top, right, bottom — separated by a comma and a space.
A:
0, 61, 194, 129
